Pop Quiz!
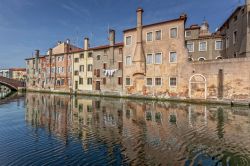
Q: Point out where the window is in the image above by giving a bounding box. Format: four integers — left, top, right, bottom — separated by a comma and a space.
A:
198, 57, 206, 61
74, 58, 79, 63
88, 52, 92, 58
74, 71, 79, 76
118, 62, 123, 70
146, 32, 153, 41
154, 53, 162, 64
186, 42, 194, 52
119, 48, 123, 54
79, 65, 84, 72
103, 49, 107, 55
118, 77, 122, 85
146, 54, 153, 64
103, 63, 107, 69
97, 55, 101, 60
80, 54, 84, 59
126, 78, 131, 86
155, 78, 162, 86
155, 30, 162, 40
96, 69, 100, 77
170, 27, 177, 38
125, 36, 132, 45
126, 56, 132, 65
199, 41, 207, 51
169, 77, 177, 87
169, 52, 177, 63
215, 40, 223, 50
233, 31, 237, 44
103, 78, 106, 85
185, 30, 191, 37
87, 78, 92, 85
87, 64, 92, 71
146, 78, 153, 86
61, 67, 64, 73
226, 37, 229, 48
234, 15, 238, 22
79, 77, 83, 85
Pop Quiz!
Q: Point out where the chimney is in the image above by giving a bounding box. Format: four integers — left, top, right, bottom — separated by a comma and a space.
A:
49, 48, 52, 79
84, 37, 89, 50
35, 50, 39, 72
66, 39, 70, 44
109, 29, 115, 46
132, 7, 145, 75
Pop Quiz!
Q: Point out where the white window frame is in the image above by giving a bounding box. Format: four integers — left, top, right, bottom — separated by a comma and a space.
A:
155, 77, 162, 86
146, 53, 153, 64
169, 51, 177, 63
155, 30, 162, 40
186, 42, 194, 52
125, 77, 131, 86
126, 55, 132, 66
169, 77, 177, 87
185, 30, 191, 37
125, 35, 132, 46
215, 40, 223, 50
146, 77, 153, 86
154, 52, 162, 64
146, 32, 153, 42
170, 27, 178, 38
216, 56, 223, 60
199, 41, 207, 52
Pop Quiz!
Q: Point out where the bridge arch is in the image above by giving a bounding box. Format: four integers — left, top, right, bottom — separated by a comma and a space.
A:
0, 76, 25, 91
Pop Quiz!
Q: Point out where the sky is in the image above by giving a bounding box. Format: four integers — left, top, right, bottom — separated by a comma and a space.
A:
0, 0, 245, 68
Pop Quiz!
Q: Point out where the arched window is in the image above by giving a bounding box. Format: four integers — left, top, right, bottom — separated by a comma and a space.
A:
198, 57, 206, 61
216, 56, 223, 60
97, 55, 101, 60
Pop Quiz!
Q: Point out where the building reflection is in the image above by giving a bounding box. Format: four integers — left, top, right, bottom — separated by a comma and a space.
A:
25, 93, 250, 165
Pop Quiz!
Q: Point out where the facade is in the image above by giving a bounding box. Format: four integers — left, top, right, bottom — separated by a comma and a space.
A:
26, 41, 81, 91
9, 68, 26, 81
185, 23, 223, 61
218, 0, 250, 58
92, 30, 123, 92
0, 69, 10, 78
123, 8, 188, 96
25, 1, 250, 103
72, 38, 93, 91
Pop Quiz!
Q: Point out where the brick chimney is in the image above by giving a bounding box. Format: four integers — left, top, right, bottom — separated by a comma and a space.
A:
109, 29, 115, 46
35, 50, 39, 72
133, 7, 145, 75
49, 48, 52, 79
84, 37, 89, 50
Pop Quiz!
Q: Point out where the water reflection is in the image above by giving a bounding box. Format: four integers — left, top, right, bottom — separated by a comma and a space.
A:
23, 93, 250, 165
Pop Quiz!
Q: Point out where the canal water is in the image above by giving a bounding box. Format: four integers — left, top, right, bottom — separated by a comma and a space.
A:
0, 92, 250, 166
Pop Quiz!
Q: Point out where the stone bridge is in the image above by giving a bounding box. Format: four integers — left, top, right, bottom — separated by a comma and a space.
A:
0, 76, 26, 91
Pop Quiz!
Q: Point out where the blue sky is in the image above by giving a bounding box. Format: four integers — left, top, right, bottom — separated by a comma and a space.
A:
0, 0, 245, 68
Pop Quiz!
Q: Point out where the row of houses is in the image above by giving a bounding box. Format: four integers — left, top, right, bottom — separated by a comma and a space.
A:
0, 68, 26, 81
25, 1, 250, 102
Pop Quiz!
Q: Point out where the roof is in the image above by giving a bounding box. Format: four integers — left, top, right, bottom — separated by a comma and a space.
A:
89, 42, 123, 50
218, 5, 244, 31
9, 68, 26, 71
25, 42, 124, 60
185, 24, 200, 30
123, 15, 187, 33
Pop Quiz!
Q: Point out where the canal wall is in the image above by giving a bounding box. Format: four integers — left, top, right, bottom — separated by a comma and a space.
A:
26, 87, 250, 107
